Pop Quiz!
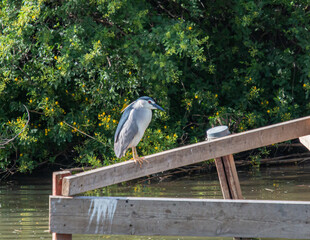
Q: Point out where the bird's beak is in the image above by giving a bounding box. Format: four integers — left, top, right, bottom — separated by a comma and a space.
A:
153, 103, 165, 111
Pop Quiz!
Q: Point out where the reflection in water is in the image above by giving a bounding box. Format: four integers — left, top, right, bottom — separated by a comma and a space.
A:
0, 164, 310, 239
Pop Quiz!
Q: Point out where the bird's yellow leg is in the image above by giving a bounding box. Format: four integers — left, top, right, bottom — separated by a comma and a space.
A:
131, 147, 146, 167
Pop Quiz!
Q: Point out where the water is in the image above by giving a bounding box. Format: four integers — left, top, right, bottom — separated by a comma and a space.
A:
1, 164, 310, 240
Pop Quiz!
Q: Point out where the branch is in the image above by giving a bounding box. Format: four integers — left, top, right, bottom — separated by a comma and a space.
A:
63, 121, 106, 145
0, 104, 30, 148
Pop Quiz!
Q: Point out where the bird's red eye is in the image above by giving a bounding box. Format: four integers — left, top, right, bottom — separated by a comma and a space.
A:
148, 100, 151, 103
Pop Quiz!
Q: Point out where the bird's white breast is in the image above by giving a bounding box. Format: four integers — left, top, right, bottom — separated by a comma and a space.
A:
128, 108, 152, 147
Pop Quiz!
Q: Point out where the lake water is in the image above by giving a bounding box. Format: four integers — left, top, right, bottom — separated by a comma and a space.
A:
1, 164, 310, 239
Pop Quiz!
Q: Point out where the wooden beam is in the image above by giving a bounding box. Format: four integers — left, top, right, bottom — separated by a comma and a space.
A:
62, 116, 310, 196
50, 196, 310, 238
51, 171, 72, 240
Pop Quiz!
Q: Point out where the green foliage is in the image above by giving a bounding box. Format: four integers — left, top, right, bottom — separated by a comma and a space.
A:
1, 0, 310, 174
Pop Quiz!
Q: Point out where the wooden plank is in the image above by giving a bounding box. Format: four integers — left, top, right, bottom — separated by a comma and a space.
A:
50, 196, 310, 238
299, 135, 310, 150
214, 157, 231, 199
222, 155, 243, 199
51, 171, 72, 240
62, 116, 310, 196
53, 171, 71, 196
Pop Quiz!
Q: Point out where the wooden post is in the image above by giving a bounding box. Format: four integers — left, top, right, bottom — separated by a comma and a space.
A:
207, 126, 243, 199
207, 126, 247, 240
51, 171, 72, 240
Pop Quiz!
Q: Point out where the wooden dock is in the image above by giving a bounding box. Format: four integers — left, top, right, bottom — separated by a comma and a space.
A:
50, 116, 310, 239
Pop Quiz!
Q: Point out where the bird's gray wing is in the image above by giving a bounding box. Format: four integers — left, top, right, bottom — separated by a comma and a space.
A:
114, 103, 135, 143
114, 111, 138, 158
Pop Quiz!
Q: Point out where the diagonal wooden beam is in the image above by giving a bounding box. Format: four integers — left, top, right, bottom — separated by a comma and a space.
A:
62, 116, 310, 196
50, 196, 310, 238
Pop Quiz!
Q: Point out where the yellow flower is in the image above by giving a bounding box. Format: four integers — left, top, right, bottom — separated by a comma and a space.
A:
99, 123, 102, 126
215, 94, 218, 98
113, 119, 116, 123
58, 67, 62, 70
195, 95, 198, 99
15, 78, 18, 81
188, 26, 192, 30
253, 86, 257, 90
166, 135, 170, 139
164, 126, 167, 129
46, 97, 48, 101
129, 71, 132, 75
51, 108, 54, 112
32, 16, 35, 19
72, 93, 75, 97
216, 112, 219, 116
124, 98, 127, 102
173, 133, 177, 138
20, 153, 23, 157
266, 101, 269, 105
249, 77, 252, 81
54, 56, 57, 60
55, 101, 59, 105
155, 146, 158, 150
158, 129, 161, 133
85, 97, 88, 101
102, 112, 105, 115
261, 101, 264, 105
106, 124, 109, 128
73, 122, 76, 125
60, 122, 63, 126
303, 83, 307, 87
98, 40, 100, 44
29, 99, 33, 103
267, 110, 270, 113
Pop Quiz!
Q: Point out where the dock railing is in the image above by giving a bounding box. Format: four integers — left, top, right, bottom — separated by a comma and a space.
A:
49, 116, 310, 239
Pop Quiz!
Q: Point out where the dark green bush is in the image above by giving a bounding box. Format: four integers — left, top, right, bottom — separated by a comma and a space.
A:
1, 0, 310, 175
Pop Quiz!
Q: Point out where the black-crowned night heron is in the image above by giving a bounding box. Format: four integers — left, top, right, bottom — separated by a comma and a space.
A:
114, 96, 164, 166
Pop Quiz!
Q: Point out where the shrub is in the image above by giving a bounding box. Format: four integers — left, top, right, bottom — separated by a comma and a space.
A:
1, 0, 309, 175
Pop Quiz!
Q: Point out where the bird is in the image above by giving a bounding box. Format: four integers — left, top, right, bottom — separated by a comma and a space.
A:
114, 96, 164, 166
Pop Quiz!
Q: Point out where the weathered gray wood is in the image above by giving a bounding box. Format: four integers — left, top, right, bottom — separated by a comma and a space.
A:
223, 154, 243, 199
50, 196, 310, 238
62, 116, 310, 196
214, 157, 231, 198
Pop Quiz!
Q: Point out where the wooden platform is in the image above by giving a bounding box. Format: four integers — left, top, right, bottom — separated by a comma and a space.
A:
50, 115, 310, 239
50, 196, 310, 238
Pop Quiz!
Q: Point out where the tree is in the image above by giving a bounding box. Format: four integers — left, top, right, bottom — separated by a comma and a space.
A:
1, 0, 309, 176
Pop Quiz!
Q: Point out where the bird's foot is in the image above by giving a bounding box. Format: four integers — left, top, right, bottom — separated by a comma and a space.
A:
132, 157, 148, 168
